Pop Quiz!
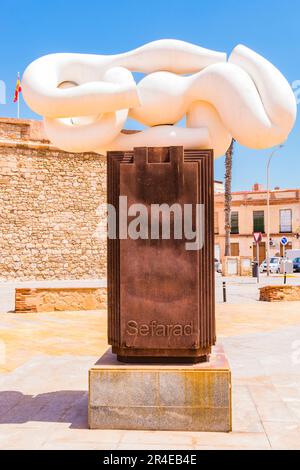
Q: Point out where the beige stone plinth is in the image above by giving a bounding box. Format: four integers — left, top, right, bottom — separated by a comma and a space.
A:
88, 346, 232, 432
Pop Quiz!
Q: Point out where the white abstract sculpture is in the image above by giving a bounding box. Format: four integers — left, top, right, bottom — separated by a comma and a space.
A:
22, 39, 296, 157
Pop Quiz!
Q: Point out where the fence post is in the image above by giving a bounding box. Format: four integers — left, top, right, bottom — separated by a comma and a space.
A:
223, 281, 227, 303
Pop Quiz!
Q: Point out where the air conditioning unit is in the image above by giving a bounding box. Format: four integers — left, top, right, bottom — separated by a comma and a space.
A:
269, 238, 276, 247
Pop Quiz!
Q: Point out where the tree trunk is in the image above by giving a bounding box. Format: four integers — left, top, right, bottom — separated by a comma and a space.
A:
224, 139, 234, 257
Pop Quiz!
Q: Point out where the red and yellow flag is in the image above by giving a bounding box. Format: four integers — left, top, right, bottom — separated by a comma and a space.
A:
13, 73, 22, 102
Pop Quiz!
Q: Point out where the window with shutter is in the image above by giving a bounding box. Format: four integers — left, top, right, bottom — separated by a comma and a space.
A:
280, 209, 292, 233
231, 211, 239, 234
253, 211, 265, 233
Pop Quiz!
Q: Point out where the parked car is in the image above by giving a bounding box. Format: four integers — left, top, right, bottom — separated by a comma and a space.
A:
293, 257, 300, 273
286, 249, 300, 261
260, 257, 282, 273
214, 258, 222, 273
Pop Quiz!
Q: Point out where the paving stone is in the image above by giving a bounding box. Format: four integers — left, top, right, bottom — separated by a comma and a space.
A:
0, 305, 299, 449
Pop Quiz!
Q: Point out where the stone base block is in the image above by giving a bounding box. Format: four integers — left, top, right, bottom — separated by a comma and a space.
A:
88, 346, 232, 432
15, 287, 107, 313
260, 285, 300, 302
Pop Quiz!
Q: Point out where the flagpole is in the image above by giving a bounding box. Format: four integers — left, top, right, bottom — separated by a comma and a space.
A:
17, 72, 20, 119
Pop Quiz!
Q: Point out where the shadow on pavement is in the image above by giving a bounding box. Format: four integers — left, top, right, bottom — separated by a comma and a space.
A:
0, 390, 88, 429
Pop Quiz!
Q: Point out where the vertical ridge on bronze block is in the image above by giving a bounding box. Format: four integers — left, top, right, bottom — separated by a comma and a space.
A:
107, 147, 215, 362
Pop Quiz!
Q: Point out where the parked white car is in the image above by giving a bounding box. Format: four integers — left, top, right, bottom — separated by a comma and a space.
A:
260, 257, 282, 273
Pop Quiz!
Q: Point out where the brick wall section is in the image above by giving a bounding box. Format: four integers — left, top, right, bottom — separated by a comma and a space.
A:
260, 285, 300, 301
0, 118, 107, 281
0, 118, 48, 142
15, 287, 107, 312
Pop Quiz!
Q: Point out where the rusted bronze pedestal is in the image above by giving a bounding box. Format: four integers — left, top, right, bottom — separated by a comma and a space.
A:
108, 146, 215, 363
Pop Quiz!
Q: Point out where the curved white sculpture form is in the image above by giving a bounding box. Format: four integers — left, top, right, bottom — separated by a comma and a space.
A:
22, 39, 296, 157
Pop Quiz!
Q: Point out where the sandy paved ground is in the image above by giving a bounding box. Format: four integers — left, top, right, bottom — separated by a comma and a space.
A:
0, 302, 300, 449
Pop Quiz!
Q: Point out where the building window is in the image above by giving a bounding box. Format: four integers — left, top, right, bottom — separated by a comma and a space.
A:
253, 210, 265, 233
214, 212, 219, 235
280, 209, 292, 233
231, 211, 239, 234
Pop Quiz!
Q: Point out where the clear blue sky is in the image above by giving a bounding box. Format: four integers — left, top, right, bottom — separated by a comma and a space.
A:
0, 0, 299, 191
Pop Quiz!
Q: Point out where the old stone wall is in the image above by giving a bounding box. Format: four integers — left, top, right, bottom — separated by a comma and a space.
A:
15, 287, 107, 312
259, 285, 300, 301
0, 118, 107, 281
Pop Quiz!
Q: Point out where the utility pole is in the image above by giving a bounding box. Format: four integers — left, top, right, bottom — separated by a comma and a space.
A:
266, 145, 284, 276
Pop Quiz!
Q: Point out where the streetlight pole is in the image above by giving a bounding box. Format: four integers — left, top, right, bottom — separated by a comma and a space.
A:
266, 144, 284, 276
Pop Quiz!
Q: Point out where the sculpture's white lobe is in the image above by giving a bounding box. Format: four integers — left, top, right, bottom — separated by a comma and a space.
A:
22, 39, 296, 158
96, 126, 211, 154
229, 45, 297, 147
186, 102, 232, 158
23, 64, 139, 118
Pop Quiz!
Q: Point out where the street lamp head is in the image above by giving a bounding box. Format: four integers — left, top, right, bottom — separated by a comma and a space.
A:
269, 144, 284, 161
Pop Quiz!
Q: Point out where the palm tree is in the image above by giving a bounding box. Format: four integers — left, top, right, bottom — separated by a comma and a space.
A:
224, 139, 235, 256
